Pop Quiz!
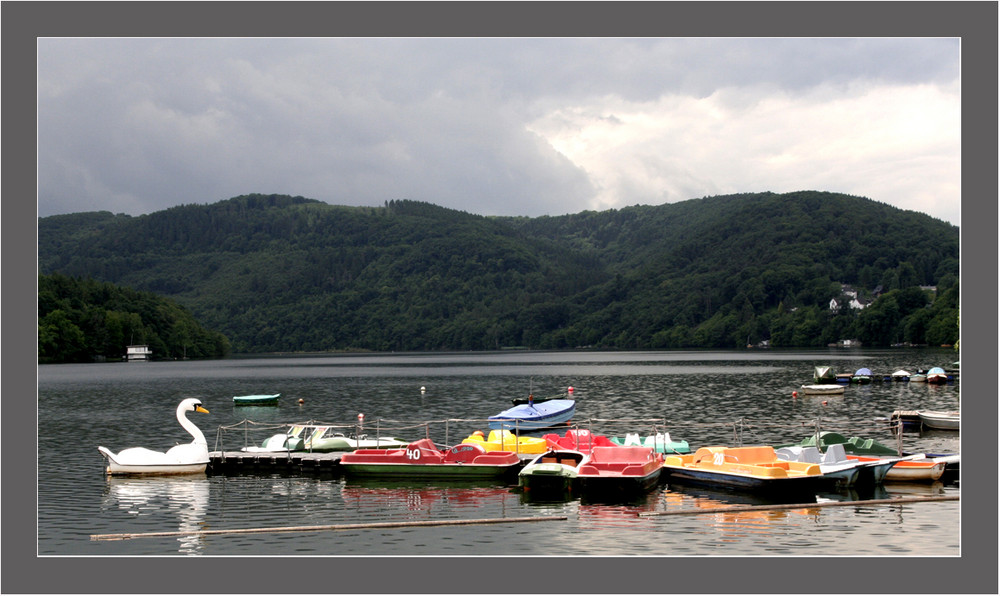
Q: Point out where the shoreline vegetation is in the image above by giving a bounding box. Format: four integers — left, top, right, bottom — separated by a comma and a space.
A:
38, 191, 958, 363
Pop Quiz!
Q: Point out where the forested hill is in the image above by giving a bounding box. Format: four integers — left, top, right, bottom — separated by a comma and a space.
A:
38, 191, 959, 354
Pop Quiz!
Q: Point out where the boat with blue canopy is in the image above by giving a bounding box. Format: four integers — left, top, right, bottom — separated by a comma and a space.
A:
488, 398, 575, 431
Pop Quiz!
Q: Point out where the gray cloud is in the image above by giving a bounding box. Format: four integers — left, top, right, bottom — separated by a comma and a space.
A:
38, 38, 960, 224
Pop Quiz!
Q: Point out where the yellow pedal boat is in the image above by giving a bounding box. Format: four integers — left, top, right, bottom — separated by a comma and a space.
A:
662, 445, 825, 497
461, 429, 549, 454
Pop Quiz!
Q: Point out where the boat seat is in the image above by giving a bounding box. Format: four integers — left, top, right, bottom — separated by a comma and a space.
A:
775, 446, 822, 464
822, 443, 848, 464
723, 446, 778, 465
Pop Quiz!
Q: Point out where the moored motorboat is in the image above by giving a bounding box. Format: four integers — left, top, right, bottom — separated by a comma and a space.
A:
461, 429, 549, 454
488, 399, 575, 431
575, 446, 663, 497
851, 368, 873, 384
925, 367, 949, 384
518, 449, 588, 496
610, 431, 690, 454
799, 384, 846, 396
890, 370, 911, 382
916, 410, 960, 431
661, 445, 824, 497
338, 438, 522, 479
233, 393, 281, 406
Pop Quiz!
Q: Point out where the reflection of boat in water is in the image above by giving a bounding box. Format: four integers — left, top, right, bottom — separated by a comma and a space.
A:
340, 479, 517, 512
658, 485, 820, 534
104, 476, 209, 555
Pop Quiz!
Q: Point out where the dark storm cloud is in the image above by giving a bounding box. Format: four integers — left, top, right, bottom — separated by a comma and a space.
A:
37, 38, 960, 223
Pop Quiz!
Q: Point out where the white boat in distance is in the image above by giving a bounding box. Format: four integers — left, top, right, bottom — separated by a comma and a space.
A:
799, 384, 846, 396
917, 410, 959, 430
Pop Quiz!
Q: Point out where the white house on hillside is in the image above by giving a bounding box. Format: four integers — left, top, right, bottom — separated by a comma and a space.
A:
829, 284, 869, 311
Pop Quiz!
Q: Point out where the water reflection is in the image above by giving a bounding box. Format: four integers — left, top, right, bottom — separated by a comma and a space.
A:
103, 476, 209, 555
658, 485, 820, 541
340, 479, 518, 514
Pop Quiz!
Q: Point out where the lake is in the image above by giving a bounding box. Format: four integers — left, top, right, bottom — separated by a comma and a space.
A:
31, 349, 973, 590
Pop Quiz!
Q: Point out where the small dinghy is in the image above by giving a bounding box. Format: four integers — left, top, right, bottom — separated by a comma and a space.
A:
917, 410, 960, 430
233, 393, 280, 406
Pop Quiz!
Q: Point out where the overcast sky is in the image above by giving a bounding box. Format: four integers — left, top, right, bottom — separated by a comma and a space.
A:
37, 37, 961, 225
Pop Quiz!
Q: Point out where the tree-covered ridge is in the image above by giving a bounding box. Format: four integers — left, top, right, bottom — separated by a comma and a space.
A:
38, 192, 959, 353
38, 273, 230, 363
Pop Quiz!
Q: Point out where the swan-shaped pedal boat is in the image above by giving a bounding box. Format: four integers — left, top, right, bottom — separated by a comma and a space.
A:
98, 398, 211, 476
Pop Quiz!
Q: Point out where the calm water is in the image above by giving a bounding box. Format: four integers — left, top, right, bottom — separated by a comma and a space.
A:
37, 349, 961, 558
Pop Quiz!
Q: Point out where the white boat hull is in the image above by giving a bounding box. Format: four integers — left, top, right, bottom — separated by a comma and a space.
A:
918, 410, 960, 430
99, 447, 208, 476
885, 461, 946, 482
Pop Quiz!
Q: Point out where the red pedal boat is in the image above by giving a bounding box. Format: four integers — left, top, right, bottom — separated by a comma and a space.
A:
575, 446, 664, 497
338, 438, 521, 480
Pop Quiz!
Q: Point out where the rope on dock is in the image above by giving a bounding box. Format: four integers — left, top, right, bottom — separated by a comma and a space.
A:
90, 515, 567, 541
637, 495, 959, 517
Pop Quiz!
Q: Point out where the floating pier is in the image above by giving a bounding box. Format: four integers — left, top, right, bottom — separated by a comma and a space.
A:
209, 451, 345, 475
208, 450, 536, 476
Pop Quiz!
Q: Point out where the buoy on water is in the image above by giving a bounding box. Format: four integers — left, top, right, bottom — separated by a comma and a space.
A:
298, 398, 304, 405
792, 391, 798, 398
420, 386, 426, 394
822, 400, 828, 406
568, 386, 575, 394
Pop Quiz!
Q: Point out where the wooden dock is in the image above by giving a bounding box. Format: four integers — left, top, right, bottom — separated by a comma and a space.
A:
208, 451, 536, 476
209, 451, 345, 475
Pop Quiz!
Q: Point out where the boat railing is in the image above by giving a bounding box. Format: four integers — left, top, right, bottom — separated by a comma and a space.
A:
212, 414, 918, 459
